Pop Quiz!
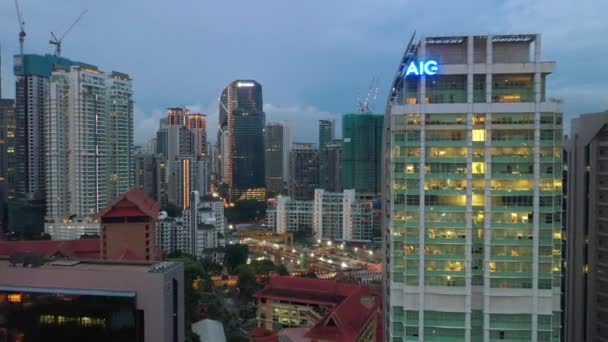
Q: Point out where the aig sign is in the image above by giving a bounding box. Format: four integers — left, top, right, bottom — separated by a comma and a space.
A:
403, 60, 439, 77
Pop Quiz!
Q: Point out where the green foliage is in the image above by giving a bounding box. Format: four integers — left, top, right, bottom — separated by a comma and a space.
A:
167, 255, 205, 337
302, 269, 317, 278
225, 199, 266, 223
235, 264, 258, 301
224, 244, 249, 274
201, 258, 223, 275
227, 335, 249, 342
80, 233, 100, 239
276, 264, 289, 276
248, 259, 277, 275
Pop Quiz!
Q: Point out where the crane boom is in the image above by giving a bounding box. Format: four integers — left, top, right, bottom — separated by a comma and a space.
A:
50, 9, 87, 56
14, 0, 26, 55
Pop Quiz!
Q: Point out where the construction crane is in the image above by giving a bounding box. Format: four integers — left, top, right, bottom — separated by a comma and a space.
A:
50, 9, 87, 57
356, 77, 379, 114
14, 0, 26, 55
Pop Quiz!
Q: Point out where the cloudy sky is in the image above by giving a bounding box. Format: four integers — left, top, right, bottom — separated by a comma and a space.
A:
1, 0, 606, 144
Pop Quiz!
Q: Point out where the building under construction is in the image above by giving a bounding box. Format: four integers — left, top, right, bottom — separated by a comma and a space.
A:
341, 114, 383, 194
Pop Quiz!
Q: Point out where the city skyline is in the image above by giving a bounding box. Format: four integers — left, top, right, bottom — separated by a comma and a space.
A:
0, 1, 607, 145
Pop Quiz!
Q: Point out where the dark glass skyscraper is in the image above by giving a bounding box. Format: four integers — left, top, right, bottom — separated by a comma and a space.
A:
218, 80, 265, 201
318, 119, 335, 190
341, 114, 383, 194
265, 122, 291, 194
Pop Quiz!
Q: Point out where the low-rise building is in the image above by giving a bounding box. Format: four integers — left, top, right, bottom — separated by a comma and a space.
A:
157, 192, 225, 258
253, 276, 381, 342
0, 256, 184, 342
267, 196, 313, 235
313, 189, 376, 242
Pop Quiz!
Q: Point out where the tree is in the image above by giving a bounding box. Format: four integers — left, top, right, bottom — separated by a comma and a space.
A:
225, 199, 266, 223
201, 258, 223, 275
301, 269, 317, 278
80, 233, 100, 239
224, 244, 248, 274
235, 264, 257, 301
248, 259, 277, 275
167, 255, 205, 338
276, 264, 289, 276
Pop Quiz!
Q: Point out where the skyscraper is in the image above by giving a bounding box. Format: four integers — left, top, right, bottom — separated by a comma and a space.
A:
565, 111, 608, 341
185, 113, 207, 156
320, 139, 342, 192
107, 72, 134, 200
45, 64, 133, 238
289, 143, 319, 200
0, 99, 16, 200
318, 119, 335, 190
265, 122, 291, 194
384, 34, 563, 341
342, 114, 383, 194
218, 80, 265, 201
13, 54, 79, 202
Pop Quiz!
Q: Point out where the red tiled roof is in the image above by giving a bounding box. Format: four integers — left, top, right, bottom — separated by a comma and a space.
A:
305, 287, 380, 342
102, 207, 146, 218
0, 239, 101, 259
113, 248, 141, 261
98, 187, 160, 219
254, 276, 381, 342
253, 276, 359, 305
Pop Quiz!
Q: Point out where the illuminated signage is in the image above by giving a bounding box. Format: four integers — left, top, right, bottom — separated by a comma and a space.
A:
237, 82, 255, 87
404, 60, 439, 77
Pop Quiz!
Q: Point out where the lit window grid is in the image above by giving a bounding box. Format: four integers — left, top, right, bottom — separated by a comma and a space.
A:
389, 111, 562, 335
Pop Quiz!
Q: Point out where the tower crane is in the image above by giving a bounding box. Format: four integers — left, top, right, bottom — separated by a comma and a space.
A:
14, 0, 26, 56
356, 77, 380, 114
50, 9, 87, 57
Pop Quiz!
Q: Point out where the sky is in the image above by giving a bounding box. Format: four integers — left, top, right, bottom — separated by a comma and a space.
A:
1, 0, 607, 144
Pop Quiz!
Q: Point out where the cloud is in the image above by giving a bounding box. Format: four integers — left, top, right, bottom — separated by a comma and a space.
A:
264, 103, 339, 143
134, 102, 338, 145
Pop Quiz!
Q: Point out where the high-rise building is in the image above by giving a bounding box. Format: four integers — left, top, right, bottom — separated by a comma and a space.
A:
313, 189, 374, 242
157, 192, 225, 258
565, 111, 608, 341
107, 72, 134, 200
185, 113, 207, 156
289, 143, 319, 200
265, 122, 291, 194
218, 80, 266, 201
384, 34, 563, 341
45, 64, 133, 238
267, 196, 313, 235
134, 153, 165, 203
0, 99, 16, 200
320, 139, 342, 192
13, 54, 79, 202
342, 114, 383, 194
318, 119, 335, 190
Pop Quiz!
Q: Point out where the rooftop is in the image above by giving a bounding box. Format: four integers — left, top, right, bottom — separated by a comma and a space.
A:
0, 255, 177, 274
254, 276, 381, 341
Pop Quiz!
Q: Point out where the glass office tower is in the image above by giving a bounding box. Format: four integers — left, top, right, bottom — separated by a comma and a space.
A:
384, 34, 563, 342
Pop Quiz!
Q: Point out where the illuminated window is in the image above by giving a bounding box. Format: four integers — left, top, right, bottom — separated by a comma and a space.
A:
406, 164, 415, 173
472, 162, 485, 174
8, 293, 22, 303
472, 129, 486, 142
407, 97, 417, 104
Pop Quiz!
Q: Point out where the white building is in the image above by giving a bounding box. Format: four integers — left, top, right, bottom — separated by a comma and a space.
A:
44, 64, 133, 239
44, 221, 101, 241
268, 191, 375, 242
157, 192, 225, 258
267, 196, 313, 235
313, 189, 375, 242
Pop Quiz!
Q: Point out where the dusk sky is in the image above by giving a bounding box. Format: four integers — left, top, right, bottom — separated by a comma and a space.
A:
1, 0, 606, 144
